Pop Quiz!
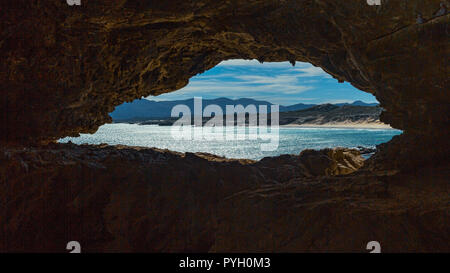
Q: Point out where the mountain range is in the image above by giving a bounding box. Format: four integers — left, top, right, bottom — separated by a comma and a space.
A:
110, 98, 379, 121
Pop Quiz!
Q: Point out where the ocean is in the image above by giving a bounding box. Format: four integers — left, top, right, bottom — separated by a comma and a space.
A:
59, 123, 402, 160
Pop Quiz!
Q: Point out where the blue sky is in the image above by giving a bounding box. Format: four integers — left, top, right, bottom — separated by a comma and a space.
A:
147, 59, 378, 106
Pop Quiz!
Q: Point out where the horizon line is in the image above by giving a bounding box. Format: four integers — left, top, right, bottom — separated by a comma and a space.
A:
142, 96, 379, 107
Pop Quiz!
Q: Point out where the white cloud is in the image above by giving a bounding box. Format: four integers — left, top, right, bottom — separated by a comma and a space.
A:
178, 81, 311, 95
147, 59, 377, 105
218, 60, 332, 79
180, 73, 313, 98
235, 75, 298, 84
294, 66, 332, 78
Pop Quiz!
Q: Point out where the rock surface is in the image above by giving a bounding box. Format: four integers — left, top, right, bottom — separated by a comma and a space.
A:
0, 1, 449, 252
1, 1, 449, 168
1, 144, 448, 252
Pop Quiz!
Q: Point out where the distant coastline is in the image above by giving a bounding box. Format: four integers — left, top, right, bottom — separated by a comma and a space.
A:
112, 102, 391, 129
110, 98, 380, 121
281, 122, 392, 129
114, 121, 393, 129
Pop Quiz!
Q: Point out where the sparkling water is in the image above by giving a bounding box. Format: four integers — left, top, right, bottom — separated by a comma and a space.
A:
59, 124, 402, 160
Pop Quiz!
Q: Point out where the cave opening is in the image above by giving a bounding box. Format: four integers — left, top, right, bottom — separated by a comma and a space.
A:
59, 59, 402, 160
2, 0, 448, 253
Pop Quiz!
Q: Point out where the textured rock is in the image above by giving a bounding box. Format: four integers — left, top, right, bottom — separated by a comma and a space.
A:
0, 1, 449, 169
0, 1, 449, 252
0, 144, 364, 252
213, 166, 450, 252
1, 144, 448, 252
324, 148, 365, 175
257, 148, 364, 179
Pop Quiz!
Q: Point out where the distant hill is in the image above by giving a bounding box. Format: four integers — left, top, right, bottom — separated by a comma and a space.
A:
278, 104, 385, 126
335, 100, 379, 107
130, 103, 388, 128
110, 98, 318, 121
110, 98, 379, 121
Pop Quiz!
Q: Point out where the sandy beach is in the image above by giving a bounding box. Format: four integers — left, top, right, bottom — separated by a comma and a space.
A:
281, 122, 393, 129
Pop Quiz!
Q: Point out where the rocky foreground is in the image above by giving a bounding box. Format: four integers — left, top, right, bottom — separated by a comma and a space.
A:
0, 144, 448, 252
0, 0, 448, 252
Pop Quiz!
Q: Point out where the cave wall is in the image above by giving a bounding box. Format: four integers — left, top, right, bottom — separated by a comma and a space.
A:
0, 0, 449, 253
1, 1, 448, 153
1, 144, 448, 252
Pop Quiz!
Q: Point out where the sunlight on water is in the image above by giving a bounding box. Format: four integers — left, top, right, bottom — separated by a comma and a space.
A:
59, 124, 402, 160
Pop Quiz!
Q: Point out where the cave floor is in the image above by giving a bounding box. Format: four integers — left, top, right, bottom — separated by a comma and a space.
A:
0, 143, 448, 252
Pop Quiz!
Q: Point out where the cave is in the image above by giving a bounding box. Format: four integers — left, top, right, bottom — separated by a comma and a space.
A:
0, 0, 448, 252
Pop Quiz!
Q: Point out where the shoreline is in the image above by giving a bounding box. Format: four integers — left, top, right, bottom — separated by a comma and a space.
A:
281, 123, 393, 129
112, 121, 395, 130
